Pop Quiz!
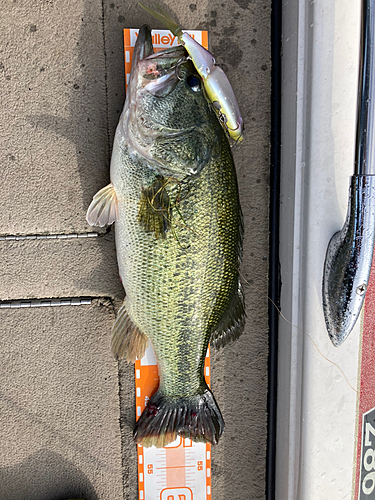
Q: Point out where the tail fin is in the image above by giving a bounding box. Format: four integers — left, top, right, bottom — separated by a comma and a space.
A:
138, 2, 182, 38
133, 387, 225, 447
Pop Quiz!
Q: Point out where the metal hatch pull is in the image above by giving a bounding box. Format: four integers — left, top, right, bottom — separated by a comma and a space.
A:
322, 0, 375, 346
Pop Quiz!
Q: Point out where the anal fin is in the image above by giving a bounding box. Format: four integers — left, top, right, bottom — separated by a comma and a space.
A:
111, 303, 148, 363
86, 183, 118, 227
210, 281, 246, 349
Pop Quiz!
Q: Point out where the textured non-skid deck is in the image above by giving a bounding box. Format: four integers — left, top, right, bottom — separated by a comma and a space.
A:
0, 303, 123, 500
0, 0, 270, 498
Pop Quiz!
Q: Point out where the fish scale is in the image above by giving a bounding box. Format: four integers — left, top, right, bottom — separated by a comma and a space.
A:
115, 140, 239, 399
87, 24, 244, 448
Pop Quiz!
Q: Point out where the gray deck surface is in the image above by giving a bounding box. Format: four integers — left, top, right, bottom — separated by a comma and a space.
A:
0, 1, 270, 499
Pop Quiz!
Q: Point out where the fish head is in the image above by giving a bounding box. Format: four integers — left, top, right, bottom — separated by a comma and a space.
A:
123, 25, 222, 179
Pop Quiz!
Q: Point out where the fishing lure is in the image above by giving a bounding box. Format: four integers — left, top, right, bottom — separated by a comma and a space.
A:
139, 2, 244, 143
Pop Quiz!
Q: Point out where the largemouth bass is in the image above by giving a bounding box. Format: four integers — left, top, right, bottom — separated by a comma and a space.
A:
86, 25, 245, 447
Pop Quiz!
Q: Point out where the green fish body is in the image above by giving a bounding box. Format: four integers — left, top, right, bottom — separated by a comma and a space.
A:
87, 25, 244, 447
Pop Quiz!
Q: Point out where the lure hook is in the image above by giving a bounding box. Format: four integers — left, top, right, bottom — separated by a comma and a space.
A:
173, 56, 188, 81
138, 2, 243, 142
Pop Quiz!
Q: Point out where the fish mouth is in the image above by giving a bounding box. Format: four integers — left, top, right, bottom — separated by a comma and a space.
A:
132, 24, 188, 107
124, 24, 191, 160
134, 24, 186, 68
133, 25, 154, 67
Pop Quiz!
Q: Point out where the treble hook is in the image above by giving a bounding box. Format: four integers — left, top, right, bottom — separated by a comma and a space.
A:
173, 56, 188, 81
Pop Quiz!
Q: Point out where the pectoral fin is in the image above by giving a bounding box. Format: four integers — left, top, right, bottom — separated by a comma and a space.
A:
86, 183, 118, 227
138, 177, 171, 238
210, 281, 246, 349
111, 303, 148, 363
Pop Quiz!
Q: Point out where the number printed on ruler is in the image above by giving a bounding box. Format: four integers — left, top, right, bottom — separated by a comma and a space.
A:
359, 407, 375, 498
140, 435, 210, 499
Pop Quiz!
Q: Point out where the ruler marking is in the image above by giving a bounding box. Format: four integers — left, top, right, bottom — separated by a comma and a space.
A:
156, 466, 195, 470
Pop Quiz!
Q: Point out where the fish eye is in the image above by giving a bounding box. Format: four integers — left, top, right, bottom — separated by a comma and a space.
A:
186, 74, 201, 92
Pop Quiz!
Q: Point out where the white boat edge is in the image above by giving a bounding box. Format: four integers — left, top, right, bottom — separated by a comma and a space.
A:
277, 0, 362, 498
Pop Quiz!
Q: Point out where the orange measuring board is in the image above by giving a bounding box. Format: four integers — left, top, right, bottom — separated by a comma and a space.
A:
123, 27, 211, 500
135, 345, 211, 500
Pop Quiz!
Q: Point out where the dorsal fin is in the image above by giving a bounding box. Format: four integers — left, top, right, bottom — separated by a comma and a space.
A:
210, 281, 246, 349
111, 303, 149, 363
86, 183, 118, 227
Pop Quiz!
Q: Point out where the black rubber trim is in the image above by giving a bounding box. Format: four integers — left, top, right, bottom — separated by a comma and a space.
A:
266, 0, 282, 498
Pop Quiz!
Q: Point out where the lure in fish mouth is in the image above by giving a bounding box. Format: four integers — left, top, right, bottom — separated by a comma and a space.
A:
139, 2, 244, 143
120, 26, 218, 180
87, 24, 245, 447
